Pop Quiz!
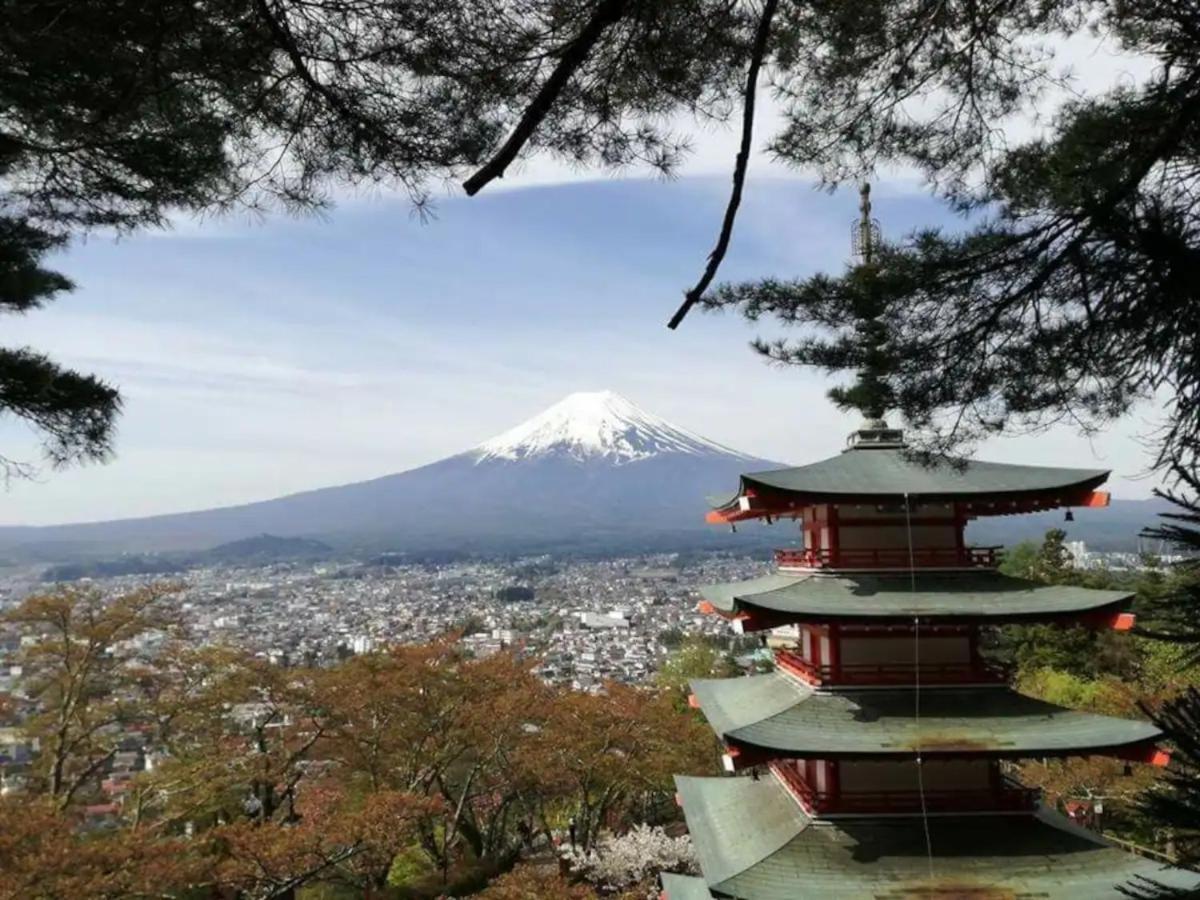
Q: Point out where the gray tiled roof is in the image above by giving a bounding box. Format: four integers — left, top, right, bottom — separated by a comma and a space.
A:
690, 674, 1161, 757
675, 774, 812, 886
660, 873, 715, 900
700, 571, 1131, 623
713, 447, 1108, 507
677, 775, 1200, 899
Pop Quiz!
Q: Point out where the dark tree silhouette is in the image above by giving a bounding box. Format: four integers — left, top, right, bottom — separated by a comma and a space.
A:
701, 3, 1200, 474
1120, 471, 1200, 894
7, 0, 1200, 478
2, 0, 752, 473
0, 219, 120, 476
1139, 468, 1200, 664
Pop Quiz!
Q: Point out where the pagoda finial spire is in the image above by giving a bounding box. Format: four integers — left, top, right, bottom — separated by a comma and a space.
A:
836, 182, 897, 443
851, 181, 880, 265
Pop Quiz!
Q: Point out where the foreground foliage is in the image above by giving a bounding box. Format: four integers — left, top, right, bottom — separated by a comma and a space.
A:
0, 586, 717, 899
989, 526, 1200, 869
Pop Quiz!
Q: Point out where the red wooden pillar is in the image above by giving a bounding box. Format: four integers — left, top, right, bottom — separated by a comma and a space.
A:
954, 503, 967, 558
828, 622, 841, 681
804, 506, 821, 557
828, 504, 840, 566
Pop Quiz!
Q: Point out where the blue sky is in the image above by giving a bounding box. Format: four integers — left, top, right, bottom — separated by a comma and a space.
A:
0, 174, 1166, 525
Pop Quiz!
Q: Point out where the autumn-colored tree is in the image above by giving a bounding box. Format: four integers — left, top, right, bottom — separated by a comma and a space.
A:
0, 796, 206, 900
143, 648, 328, 832
119, 644, 246, 831
429, 651, 552, 869
5, 585, 182, 808
318, 643, 552, 881
519, 682, 715, 852
475, 864, 595, 900
0, 613, 720, 897
209, 783, 436, 899
318, 639, 480, 793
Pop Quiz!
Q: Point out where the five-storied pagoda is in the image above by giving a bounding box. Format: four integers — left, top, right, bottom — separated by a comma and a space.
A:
663, 187, 1200, 899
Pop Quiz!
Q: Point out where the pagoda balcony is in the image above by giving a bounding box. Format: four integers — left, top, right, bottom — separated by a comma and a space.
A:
775, 648, 1010, 688
774, 545, 1000, 571
770, 761, 1039, 816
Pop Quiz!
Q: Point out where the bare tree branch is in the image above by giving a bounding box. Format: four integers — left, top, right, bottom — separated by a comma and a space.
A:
462, 0, 631, 196
668, 0, 778, 330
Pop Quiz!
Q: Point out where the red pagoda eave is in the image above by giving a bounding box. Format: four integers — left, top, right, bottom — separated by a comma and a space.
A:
696, 600, 797, 633
1114, 743, 1172, 767
1082, 609, 1137, 631
708, 489, 1111, 525
720, 742, 775, 771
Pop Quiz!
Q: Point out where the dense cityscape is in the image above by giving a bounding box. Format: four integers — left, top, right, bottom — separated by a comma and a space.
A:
0, 552, 765, 687
0, 538, 1165, 697
0, 537, 1164, 815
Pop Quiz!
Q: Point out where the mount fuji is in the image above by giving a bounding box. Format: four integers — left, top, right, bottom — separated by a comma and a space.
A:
0, 392, 780, 560
473, 391, 750, 465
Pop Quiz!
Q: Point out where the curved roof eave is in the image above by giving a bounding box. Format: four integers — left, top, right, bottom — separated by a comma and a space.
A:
690, 674, 1162, 759
698, 572, 1133, 623
674, 774, 810, 888
660, 874, 714, 900
741, 450, 1109, 497
676, 777, 1200, 900
708, 448, 1111, 515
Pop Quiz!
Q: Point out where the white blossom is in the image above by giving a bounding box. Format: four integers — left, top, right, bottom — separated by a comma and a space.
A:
563, 824, 696, 893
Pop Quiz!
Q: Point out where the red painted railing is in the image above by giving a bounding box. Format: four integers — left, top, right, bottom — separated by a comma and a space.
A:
775, 648, 1010, 687
771, 762, 1038, 815
774, 546, 999, 570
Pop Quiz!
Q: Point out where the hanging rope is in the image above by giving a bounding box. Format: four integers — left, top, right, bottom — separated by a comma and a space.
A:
905, 492, 935, 879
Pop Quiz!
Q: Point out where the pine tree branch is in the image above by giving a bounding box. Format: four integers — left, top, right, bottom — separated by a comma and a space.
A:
668, 0, 778, 330
252, 0, 372, 137
462, 0, 631, 196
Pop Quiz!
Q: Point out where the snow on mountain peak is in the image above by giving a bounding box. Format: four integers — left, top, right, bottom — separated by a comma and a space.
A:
472, 391, 752, 464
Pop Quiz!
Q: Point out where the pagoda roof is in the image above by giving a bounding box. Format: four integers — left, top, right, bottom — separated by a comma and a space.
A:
689, 674, 1160, 759
660, 874, 715, 900
675, 774, 1200, 899
709, 447, 1108, 517
700, 570, 1132, 624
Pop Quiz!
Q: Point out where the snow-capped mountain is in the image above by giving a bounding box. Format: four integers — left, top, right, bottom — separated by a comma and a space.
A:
0, 390, 1172, 561
473, 391, 752, 464
0, 392, 778, 559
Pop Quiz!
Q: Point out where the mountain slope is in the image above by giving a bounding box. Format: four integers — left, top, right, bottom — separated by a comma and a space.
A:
0, 391, 1169, 560
967, 497, 1176, 553
0, 392, 778, 559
